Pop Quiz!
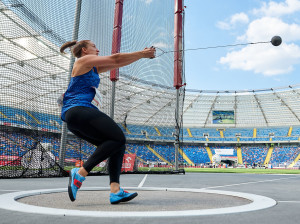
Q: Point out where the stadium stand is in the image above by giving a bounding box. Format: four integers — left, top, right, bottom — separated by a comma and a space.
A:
1, 128, 300, 169
181, 145, 210, 165
241, 146, 268, 165
1, 105, 300, 170
2, 105, 300, 143
269, 146, 300, 167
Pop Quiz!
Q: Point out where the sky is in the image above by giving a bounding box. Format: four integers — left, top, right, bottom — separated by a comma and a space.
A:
9, 0, 300, 91
184, 0, 300, 91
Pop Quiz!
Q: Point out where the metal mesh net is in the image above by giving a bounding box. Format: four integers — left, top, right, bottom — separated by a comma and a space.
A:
0, 0, 184, 177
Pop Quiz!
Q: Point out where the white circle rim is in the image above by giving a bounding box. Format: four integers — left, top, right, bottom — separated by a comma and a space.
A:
0, 187, 277, 217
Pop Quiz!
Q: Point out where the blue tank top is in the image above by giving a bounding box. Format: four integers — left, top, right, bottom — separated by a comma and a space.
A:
61, 67, 100, 121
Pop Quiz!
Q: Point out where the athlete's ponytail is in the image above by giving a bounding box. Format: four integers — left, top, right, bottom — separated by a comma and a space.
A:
60, 40, 90, 58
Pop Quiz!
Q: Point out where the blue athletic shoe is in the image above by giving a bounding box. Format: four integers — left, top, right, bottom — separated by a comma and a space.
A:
68, 168, 86, 202
110, 188, 138, 204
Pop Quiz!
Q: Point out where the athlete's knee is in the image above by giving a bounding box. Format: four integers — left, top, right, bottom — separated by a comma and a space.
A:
111, 132, 126, 149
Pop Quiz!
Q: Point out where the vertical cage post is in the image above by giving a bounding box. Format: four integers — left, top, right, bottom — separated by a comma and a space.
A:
110, 0, 124, 119
175, 88, 180, 170
174, 0, 183, 171
59, 0, 82, 169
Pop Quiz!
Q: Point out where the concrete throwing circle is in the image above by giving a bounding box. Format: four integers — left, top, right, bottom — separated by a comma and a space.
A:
0, 187, 276, 217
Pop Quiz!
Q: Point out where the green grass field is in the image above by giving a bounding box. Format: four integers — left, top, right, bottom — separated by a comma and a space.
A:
184, 168, 300, 174
135, 167, 300, 174
63, 166, 300, 174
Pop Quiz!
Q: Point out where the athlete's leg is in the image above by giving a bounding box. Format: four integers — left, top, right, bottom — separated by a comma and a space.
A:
65, 106, 126, 186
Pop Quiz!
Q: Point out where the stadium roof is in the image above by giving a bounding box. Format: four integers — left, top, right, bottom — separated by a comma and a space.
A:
183, 86, 300, 127
1, 1, 300, 128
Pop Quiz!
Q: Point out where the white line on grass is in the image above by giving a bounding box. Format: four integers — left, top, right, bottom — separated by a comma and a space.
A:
204, 176, 298, 189
138, 174, 148, 188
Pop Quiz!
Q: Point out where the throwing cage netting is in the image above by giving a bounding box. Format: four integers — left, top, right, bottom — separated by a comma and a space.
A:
0, 0, 185, 178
